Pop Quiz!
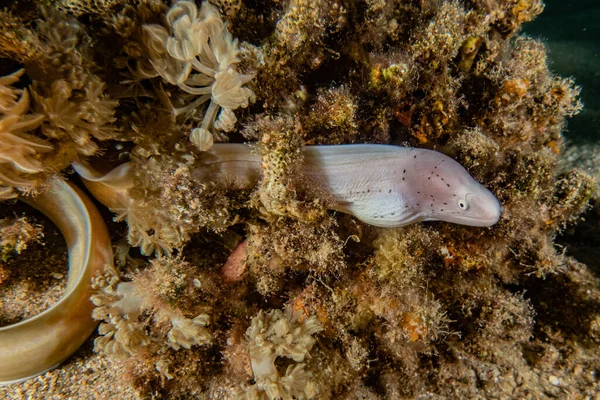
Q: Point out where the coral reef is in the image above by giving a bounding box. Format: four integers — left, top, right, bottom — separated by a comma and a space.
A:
1, 0, 598, 398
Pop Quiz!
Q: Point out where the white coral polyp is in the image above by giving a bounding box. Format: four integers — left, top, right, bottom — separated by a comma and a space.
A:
142, 24, 192, 85
168, 314, 211, 350
214, 108, 237, 132
142, 0, 255, 150
190, 127, 214, 151
166, 1, 206, 62
212, 68, 255, 110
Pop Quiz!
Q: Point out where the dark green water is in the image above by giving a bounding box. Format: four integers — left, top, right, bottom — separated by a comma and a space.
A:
525, 0, 600, 143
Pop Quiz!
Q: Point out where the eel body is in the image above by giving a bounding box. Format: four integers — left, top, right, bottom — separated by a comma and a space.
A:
78, 143, 501, 228
0, 177, 113, 385
203, 144, 501, 227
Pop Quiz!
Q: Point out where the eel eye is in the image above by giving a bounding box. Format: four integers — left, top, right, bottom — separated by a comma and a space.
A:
457, 198, 469, 210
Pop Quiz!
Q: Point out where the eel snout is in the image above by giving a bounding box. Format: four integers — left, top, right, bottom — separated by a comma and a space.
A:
473, 186, 501, 226
0, 177, 114, 385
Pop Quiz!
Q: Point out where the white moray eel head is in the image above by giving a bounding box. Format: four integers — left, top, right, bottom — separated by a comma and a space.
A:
408, 148, 501, 227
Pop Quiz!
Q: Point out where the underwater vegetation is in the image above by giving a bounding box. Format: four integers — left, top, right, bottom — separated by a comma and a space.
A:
0, 0, 598, 398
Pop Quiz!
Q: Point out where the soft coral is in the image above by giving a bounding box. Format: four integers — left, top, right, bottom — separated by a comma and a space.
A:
140, 1, 255, 150
0, 69, 49, 199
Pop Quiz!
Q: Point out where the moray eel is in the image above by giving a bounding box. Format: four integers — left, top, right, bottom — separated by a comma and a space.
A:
82, 143, 501, 228
0, 177, 113, 385
199, 144, 501, 227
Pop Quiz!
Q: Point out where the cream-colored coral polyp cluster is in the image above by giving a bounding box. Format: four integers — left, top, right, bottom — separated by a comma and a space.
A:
91, 267, 211, 360
31, 78, 118, 156
91, 271, 150, 359
239, 306, 323, 399
141, 0, 255, 150
0, 69, 50, 199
